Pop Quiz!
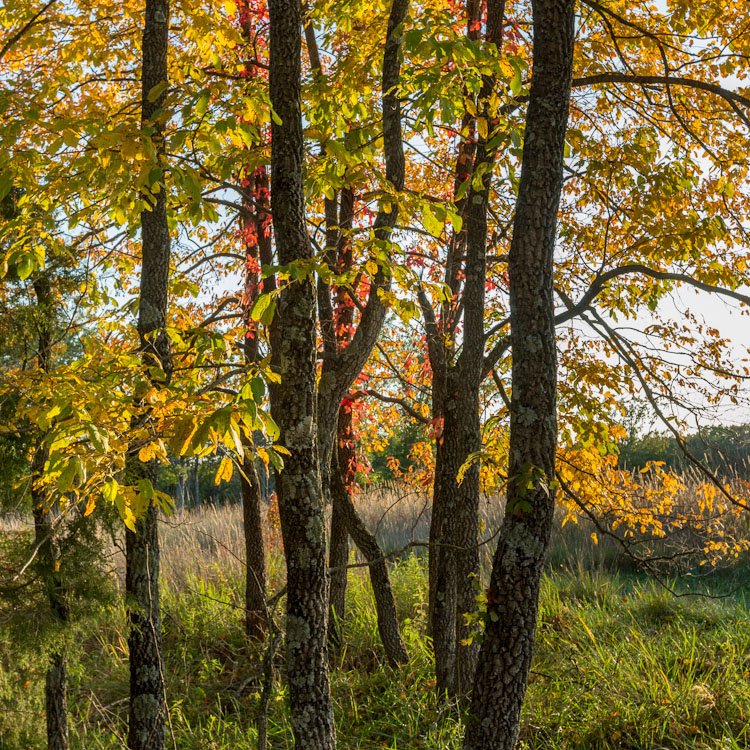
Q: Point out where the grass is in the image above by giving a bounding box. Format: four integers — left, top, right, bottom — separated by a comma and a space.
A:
2, 496, 750, 749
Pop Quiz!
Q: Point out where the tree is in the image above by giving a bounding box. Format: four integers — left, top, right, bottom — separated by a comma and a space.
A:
124, 2, 171, 747
419, 0, 508, 698
306, 1, 410, 666
31, 272, 71, 750
267, 0, 335, 744
462, 0, 576, 745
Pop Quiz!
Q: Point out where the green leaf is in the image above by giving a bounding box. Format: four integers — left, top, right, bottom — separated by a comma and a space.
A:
16, 256, 34, 280
147, 80, 169, 103
0, 173, 13, 202
103, 479, 119, 504
195, 90, 211, 117
423, 206, 443, 237
251, 376, 265, 403
251, 293, 272, 321
510, 59, 523, 96
259, 297, 276, 327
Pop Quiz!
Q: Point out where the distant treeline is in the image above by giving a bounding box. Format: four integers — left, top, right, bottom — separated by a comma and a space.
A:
617, 423, 750, 477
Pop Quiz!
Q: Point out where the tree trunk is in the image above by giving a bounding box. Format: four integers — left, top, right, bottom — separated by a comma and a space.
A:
126, 503, 164, 750
192, 456, 200, 510
126, 1, 171, 748
313, 0, 410, 670
238, 166, 271, 641
463, 0, 574, 746
44, 651, 69, 750
327, 397, 352, 650
32, 454, 71, 750
268, 0, 336, 745
31, 275, 70, 750
242, 455, 267, 639
327, 471, 349, 649
329, 402, 408, 666
429, 0, 505, 700
430, 366, 481, 698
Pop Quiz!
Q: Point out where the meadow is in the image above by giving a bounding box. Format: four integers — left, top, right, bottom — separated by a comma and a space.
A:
1, 484, 749, 749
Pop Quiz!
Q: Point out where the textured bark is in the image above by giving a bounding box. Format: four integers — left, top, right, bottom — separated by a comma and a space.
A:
269, 0, 335, 745
126, 1, 170, 748
32, 472, 70, 750
327, 466, 349, 648
32, 275, 70, 750
328, 401, 408, 667
242, 455, 267, 639
428, 0, 505, 700
430, 369, 481, 697
463, 0, 575, 746
44, 651, 69, 750
126, 503, 164, 750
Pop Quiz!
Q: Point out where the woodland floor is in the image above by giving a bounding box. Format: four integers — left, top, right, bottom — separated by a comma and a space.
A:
2, 501, 750, 749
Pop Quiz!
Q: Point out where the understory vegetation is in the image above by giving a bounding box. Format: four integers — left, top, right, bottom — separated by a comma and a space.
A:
2, 494, 749, 750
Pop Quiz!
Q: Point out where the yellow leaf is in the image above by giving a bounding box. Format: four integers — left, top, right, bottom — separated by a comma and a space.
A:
477, 117, 488, 140
138, 444, 155, 462
224, 0, 237, 15
215, 456, 233, 485
172, 418, 198, 456
366, 260, 378, 277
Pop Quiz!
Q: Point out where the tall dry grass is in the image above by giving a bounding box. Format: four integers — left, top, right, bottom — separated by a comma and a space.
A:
2, 470, 748, 596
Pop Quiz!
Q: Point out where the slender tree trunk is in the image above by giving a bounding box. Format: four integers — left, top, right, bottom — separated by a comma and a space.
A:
241, 455, 267, 639
429, 0, 505, 700
175, 470, 184, 516
313, 0, 410, 669
126, 2, 171, 748
32, 275, 70, 750
327, 400, 352, 647
269, 0, 335, 745
431, 367, 481, 698
327, 466, 349, 648
238, 166, 272, 641
33, 455, 71, 750
331, 447, 408, 667
126, 503, 164, 750
328, 400, 408, 666
463, 0, 575, 746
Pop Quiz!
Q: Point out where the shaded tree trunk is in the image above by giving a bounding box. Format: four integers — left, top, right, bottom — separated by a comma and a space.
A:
268, 0, 335, 745
192, 456, 200, 510
327, 457, 349, 649
327, 396, 352, 649
126, 503, 164, 750
328, 398, 408, 667
427, 0, 505, 700
241, 455, 267, 639
238, 165, 272, 641
126, 1, 171, 748
463, 0, 575, 746
32, 274, 70, 750
430, 368, 481, 698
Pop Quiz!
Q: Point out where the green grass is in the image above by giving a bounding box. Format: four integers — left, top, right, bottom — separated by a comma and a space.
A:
2, 537, 750, 749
